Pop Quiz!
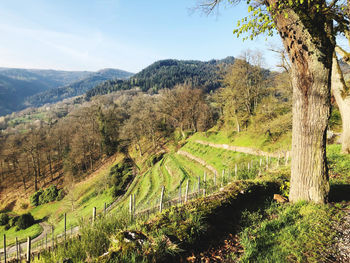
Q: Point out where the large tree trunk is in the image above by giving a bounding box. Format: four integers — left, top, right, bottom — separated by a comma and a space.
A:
268, 1, 334, 203
331, 55, 350, 153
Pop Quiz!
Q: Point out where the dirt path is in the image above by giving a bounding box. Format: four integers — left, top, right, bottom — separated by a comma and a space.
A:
177, 150, 218, 175
2, 222, 50, 257
194, 140, 290, 158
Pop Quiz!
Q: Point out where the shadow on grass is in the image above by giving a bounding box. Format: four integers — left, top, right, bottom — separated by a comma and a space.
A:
329, 184, 350, 202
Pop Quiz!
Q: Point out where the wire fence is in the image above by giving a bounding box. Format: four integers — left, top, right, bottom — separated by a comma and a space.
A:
1, 152, 290, 262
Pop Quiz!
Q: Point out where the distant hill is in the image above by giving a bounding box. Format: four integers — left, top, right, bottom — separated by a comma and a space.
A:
0, 68, 132, 116
86, 57, 235, 100
24, 69, 133, 108
0, 68, 92, 116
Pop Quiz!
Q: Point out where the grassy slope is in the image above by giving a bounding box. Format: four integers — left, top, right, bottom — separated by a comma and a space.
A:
1, 154, 123, 248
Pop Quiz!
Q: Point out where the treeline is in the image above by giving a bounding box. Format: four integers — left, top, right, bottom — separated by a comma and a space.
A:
0, 53, 293, 202
85, 57, 235, 100
0, 85, 214, 195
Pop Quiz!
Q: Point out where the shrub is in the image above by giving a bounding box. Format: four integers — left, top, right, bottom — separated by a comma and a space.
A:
30, 189, 44, 206
39, 185, 59, 204
9, 216, 19, 227
0, 213, 9, 226
109, 159, 134, 198
16, 213, 35, 230
30, 185, 63, 206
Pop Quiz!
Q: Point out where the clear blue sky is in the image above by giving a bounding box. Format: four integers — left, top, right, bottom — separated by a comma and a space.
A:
0, 0, 282, 73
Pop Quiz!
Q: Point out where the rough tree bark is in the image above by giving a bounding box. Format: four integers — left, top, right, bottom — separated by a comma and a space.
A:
267, 1, 334, 203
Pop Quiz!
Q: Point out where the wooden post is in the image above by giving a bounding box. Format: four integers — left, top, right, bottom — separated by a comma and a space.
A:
129, 195, 133, 220
197, 176, 200, 195
221, 170, 225, 186
93, 207, 96, 223
16, 237, 19, 262
3, 234, 6, 263
159, 186, 165, 213
285, 151, 289, 165
26, 237, 31, 263
178, 183, 182, 204
51, 225, 54, 251
259, 158, 262, 167
185, 180, 189, 203
64, 213, 67, 242
214, 172, 217, 188
104, 203, 107, 216
203, 172, 207, 196
235, 164, 238, 177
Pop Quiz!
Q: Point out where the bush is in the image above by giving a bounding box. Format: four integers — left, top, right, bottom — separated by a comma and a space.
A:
0, 213, 9, 226
39, 185, 59, 204
16, 213, 35, 230
109, 159, 134, 198
30, 189, 44, 206
30, 185, 63, 206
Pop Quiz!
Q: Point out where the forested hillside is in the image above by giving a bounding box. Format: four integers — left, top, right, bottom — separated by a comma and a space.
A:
0, 68, 91, 116
0, 68, 132, 116
25, 68, 133, 108
85, 57, 235, 99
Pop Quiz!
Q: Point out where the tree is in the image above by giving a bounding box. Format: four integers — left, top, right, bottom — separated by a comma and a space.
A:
201, 0, 348, 203
332, 46, 350, 154
217, 51, 268, 131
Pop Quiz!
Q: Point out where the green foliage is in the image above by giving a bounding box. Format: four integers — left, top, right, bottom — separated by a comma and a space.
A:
30, 186, 63, 207
239, 202, 338, 263
16, 213, 35, 230
30, 189, 44, 207
329, 107, 342, 131
109, 158, 134, 198
86, 57, 235, 99
0, 213, 9, 226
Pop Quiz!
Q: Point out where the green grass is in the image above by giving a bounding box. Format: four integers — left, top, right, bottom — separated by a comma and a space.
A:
189, 130, 291, 152
180, 141, 262, 173
239, 201, 342, 263
0, 223, 42, 249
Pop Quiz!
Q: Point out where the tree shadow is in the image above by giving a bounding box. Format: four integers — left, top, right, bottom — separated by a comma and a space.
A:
329, 184, 350, 202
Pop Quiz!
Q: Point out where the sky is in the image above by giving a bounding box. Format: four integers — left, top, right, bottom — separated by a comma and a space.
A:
0, 0, 283, 73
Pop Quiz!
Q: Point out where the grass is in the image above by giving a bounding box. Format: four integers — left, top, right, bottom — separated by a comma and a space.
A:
0, 223, 42, 249
180, 141, 262, 173
189, 130, 291, 152
239, 201, 342, 263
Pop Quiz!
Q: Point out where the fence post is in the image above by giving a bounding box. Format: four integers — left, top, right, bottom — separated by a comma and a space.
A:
16, 237, 19, 262
214, 172, 217, 188
93, 207, 96, 223
185, 180, 189, 203
203, 172, 207, 196
64, 213, 67, 242
159, 186, 165, 213
197, 176, 200, 195
259, 158, 262, 167
51, 225, 54, 251
26, 237, 31, 263
129, 195, 133, 220
221, 170, 225, 187
285, 151, 289, 165
178, 183, 182, 204
3, 234, 6, 263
